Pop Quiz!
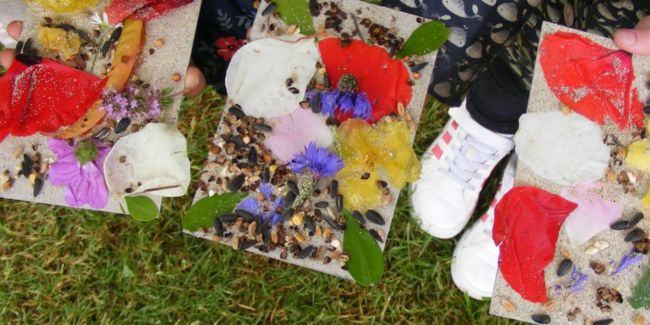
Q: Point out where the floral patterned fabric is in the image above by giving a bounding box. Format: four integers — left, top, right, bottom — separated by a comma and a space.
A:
192, 1, 649, 103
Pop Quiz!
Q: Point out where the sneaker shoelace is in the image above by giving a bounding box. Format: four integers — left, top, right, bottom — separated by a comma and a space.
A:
441, 133, 500, 192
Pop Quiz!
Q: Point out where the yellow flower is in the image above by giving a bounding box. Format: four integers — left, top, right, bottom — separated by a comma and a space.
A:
38, 26, 81, 61
336, 118, 421, 211
626, 140, 650, 172
31, 0, 99, 13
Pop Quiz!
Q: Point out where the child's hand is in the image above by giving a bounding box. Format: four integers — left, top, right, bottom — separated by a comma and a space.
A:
0, 21, 206, 98
615, 16, 650, 55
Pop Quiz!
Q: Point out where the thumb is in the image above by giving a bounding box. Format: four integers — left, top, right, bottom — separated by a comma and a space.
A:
614, 16, 650, 55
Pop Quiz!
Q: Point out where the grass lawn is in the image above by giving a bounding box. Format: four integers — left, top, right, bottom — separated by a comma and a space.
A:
0, 86, 523, 324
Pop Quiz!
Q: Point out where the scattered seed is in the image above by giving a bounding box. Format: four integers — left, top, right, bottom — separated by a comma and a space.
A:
335, 194, 343, 212
39, 162, 49, 175
590, 261, 606, 274
248, 147, 258, 165
593, 319, 613, 325
291, 211, 305, 226
285, 78, 294, 87
382, 193, 393, 206
644, 106, 650, 115
365, 210, 386, 225
114, 117, 131, 134
635, 315, 645, 325
369, 229, 384, 243
610, 220, 629, 230
213, 218, 224, 236
531, 314, 551, 324
287, 180, 300, 195
235, 209, 255, 222
352, 211, 366, 224
617, 171, 629, 184
594, 241, 609, 250
230, 136, 246, 148
308, 0, 318, 16
252, 123, 272, 132
280, 208, 294, 223
12, 147, 22, 159
33, 178, 43, 197
501, 299, 516, 312
315, 201, 329, 208
331, 239, 341, 248
565, 292, 576, 304
232, 236, 240, 249
228, 105, 246, 119
15, 40, 24, 54
93, 127, 110, 140
154, 38, 164, 49
228, 175, 246, 192
299, 245, 316, 259
322, 214, 339, 230
630, 212, 644, 227
542, 300, 555, 311
248, 221, 258, 237
288, 87, 300, 94
323, 256, 332, 264
304, 214, 316, 232
239, 239, 258, 250
311, 91, 322, 114
220, 213, 239, 223
361, 172, 371, 180
561, 249, 570, 258
330, 180, 338, 198
284, 191, 297, 208
262, 2, 276, 16
557, 258, 573, 277
610, 134, 624, 147
625, 228, 646, 242
411, 62, 428, 73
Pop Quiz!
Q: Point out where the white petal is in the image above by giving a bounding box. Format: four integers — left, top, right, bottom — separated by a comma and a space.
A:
226, 35, 320, 119
515, 111, 609, 185
104, 123, 191, 198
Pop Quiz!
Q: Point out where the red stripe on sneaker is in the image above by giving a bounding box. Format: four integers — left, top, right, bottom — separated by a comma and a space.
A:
443, 131, 452, 144
481, 213, 489, 222
451, 121, 458, 130
432, 144, 443, 159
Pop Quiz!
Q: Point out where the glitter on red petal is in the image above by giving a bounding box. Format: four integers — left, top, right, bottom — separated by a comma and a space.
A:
493, 187, 577, 303
0, 57, 107, 142
539, 31, 644, 130
319, 39, 412, 123
106, 0, 194, 26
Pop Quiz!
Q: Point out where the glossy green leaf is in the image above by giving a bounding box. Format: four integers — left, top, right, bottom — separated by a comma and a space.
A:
273, 0, 316, 35
629, 265, 650, 309
183, 193, 248, 232
343, 209, 384, 286
396, 21, 449, 59
124, 196, 158, 222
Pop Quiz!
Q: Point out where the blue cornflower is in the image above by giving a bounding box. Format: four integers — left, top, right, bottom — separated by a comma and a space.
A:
288, 142, 343, 179
306, 73, 373, 121
237, 183, 284, 225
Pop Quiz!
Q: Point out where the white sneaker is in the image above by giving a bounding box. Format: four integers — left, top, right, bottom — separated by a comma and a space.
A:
0, 0, 27, 48
410, 101, 514, 239
451, 154, 517, 300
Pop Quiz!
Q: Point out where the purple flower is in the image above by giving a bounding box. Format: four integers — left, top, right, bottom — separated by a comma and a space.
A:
307, 89, 373, 121
48, 139, 110, 209
569, 266, 588, 293
100, 83, 171, 120
237, 183, 284, 225
612, 248, 644, 276
288, 142, 343, 179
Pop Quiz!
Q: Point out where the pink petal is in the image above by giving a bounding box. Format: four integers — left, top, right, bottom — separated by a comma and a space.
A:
264, 107, 334, 163
48, 138, 74, 157
561, 183, 623, 247
49, 156, 81, 186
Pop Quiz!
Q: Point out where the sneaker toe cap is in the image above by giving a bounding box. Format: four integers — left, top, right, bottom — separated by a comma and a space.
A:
410, 179, 474, 239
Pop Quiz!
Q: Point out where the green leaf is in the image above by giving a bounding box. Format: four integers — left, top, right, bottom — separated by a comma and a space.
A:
343, 209, 384, 286
183, 193, 248, 232
273, 0, 316, 35
124, 196, 159, 222
396, 21, 449, 59
629, 266, 650, 309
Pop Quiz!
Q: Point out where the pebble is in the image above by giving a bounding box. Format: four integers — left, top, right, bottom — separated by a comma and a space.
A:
625, 228, 646, 242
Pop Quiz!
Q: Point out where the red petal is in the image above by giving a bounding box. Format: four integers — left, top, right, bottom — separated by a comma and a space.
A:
106, 0, 194, 26
319, 39, 412, 123
539, 32, 644, 130
493, 186, 578, 303
0, 57, 106, 141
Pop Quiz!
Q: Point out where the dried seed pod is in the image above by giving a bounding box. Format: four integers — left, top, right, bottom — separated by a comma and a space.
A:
228, 175, 246, 192
369, 229, 384, 243
625, 228, 646, 242
280, 208, 295, 223
557, 258, 573, 277
531, 314, 551, 324
219, 213, 239, 223
501, 299, 516, 312
114, 117, 131, 134
213, 218, 224, 237
610, 220, 629, 230
299, 245, 316, 259
365, 210, 386, 225
329, 180, 338, 198
352, 211, 366, 224
287, 180, 300, 195
239, 239, 258, 250
629, 212, 644, 227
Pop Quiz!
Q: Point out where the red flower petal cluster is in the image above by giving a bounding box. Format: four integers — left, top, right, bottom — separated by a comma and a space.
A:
318, 38, 412, 123
0, 56, 107, 142
540, 31, 644, 130
106, 0, 195, 26
216, 37, 245, 61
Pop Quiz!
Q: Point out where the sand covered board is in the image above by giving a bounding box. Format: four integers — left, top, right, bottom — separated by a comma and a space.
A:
184, 0, 444, 282
0, 0, 202, 217
490, 22, 650, 324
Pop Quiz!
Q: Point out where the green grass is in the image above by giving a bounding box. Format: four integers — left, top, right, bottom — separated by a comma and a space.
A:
0, 87, 520, 324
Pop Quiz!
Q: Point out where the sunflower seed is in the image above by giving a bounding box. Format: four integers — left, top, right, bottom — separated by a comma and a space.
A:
299, 245, 316, 259
280, 208, 295, 223
410, 62, 429, 73
304, 214, 316, 232
23, 38, 34, 55
557, 258, 573, 277
15, 40, 24, 54
262, 226, 271, 245
228, 175, 246, 192
629, 212, 644, 227
309, 0, 318, 16
239, 239, 258, 250
228, 105, 246, 119
322, 214, 339, 230
33, 178, 43, 197
311, 91, 322, 114
610, 220, 629, 230
335, 194, 343, 212
230, 136, 246, 148
315, 201, 329, 208
625, 228, 646, 242
253, 123, 272, 132
287, 180, 300, 195
248, 147, 258, 165
219, 213, 239, 223
369, 229, 384, 243
235, 209, 255, 222
262, 167, 271, 184
288, 87, 300, 94
644, 106, 650, 115
213, 218, 224, 236
93, 127, 110, 140
262, 2, 276, 16
114, 117, 131, 134
330, 180, 338, 198
365, 210, 385, 225
56, 23, 76, 32
323, 73, 330, 88
593, 319, 613, 325
76, 30, 89, 43
108, 26, 123, 44
20, 155, 32, 178
284, 191, 297, 208
531, 314, 551, 324
352, 210, 366, 224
